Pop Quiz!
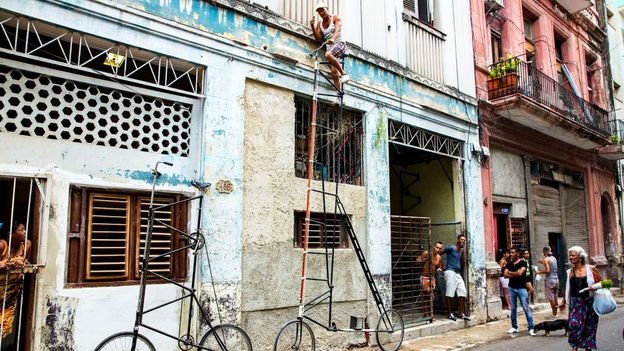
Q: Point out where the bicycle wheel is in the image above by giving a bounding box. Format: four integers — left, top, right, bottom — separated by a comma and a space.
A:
375, 309, 404, 351
199, 324, 252, 351
273, 319, 315, 351
94, 331, 155, 351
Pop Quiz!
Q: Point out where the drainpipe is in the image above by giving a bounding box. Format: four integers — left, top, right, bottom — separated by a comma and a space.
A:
521, 155, 534, 262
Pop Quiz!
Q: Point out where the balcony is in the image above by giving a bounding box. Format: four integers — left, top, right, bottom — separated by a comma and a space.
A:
486, 59, 610, 150
598, 120, 624, 160
403, 13, 446, 83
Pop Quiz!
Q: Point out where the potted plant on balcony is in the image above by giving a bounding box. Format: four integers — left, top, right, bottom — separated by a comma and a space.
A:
487, 54, 520, 99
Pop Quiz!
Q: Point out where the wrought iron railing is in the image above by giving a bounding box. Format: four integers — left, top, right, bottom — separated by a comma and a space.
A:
487, 59, 610, 136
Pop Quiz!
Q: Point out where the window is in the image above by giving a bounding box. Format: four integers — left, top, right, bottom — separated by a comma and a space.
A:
294, 95, 364, 186
523, 18, 535, 41
585, 51, 598, 104
523, 10, 537, 63
294, 211, 349, 249
66, 188, 188, 285
491, 32, 502, 63
404, 0, 432, 24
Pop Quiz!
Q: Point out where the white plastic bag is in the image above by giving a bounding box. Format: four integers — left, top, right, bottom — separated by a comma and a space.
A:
593, 289, 617, 315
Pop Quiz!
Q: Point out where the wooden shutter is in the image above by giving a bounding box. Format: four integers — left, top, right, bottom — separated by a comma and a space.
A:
296, 212, 347, 249
507, 218, 528, 249
562, 186, 589, 253
86, 193, 130, 280
136, 197, 174, 277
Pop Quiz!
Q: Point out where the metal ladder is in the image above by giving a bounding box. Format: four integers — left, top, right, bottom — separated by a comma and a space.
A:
298, 53, 386, 328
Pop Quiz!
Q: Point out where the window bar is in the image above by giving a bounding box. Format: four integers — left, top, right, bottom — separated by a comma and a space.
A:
0, 177, 17, 348
15, 178, 33, 351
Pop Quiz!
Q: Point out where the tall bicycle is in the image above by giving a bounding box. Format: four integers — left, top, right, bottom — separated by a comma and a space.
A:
273, 45, 404, 351
95, 162, 252, 351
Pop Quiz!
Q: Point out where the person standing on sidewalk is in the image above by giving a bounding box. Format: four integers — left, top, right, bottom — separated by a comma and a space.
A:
498, 249, 511, 309
523, 249, 535, 303
504, 247, 536, 336
442, 234, 470, 321
536, 246, 559, 319
559, 246, 602, 351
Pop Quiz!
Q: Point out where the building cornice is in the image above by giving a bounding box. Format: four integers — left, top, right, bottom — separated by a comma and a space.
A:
210, 0, 477, 106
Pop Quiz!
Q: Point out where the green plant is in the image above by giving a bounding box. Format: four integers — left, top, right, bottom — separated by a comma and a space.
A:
611, 134, 621, 145
488, 53, 520, 79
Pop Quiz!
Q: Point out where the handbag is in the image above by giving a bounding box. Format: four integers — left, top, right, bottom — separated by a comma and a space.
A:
593, 288, 617, 315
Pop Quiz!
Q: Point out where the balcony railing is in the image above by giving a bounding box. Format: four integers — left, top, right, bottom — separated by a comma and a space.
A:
281, 0, 340, 25
487, 59, 610, 136
403, 14, 445, 83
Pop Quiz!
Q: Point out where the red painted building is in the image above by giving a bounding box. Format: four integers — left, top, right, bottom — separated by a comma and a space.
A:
471, 0, 622, 318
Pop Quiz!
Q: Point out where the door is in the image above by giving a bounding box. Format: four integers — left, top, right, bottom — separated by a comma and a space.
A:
548, 232, 565, 293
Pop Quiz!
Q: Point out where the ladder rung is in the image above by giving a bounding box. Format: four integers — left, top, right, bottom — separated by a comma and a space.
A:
311, 189, 338, 197
306, 277, 329, 282
315, 124, 338, 133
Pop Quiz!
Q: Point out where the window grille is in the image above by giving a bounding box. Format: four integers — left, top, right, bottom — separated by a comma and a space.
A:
0, 11, 204, 96
294, 211, 349, 249
67, 188, 188, 285
0, 66, 192, 156
294, 96, 364, 186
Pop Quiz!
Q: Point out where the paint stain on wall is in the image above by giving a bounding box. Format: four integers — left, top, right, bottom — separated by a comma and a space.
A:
42, 296, 78, 351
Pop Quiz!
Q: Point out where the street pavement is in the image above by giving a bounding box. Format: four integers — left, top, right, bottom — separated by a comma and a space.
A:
473, 311, 623, 351
397, 302, 624, 351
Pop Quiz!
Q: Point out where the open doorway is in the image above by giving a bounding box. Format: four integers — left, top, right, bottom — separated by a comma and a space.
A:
389, 143, 464, 325
548, 232, 565, 293
0, 177, 42, 351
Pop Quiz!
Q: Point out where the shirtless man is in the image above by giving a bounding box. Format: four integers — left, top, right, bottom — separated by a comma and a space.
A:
416, 241, 444, 290
310, 1, 350, 89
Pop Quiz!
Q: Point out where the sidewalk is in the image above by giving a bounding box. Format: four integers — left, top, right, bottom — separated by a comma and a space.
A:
396, 290, 624, 351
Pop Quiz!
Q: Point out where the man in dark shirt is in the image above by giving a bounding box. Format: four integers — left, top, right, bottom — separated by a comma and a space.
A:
504, 247, 535, 336
442, 234, 470, 321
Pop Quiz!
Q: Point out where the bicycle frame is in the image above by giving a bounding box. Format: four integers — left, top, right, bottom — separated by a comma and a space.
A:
130, 162, 228, 351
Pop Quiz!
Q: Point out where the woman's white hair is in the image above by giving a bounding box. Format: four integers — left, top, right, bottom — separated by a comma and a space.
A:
568, 246, 588, 259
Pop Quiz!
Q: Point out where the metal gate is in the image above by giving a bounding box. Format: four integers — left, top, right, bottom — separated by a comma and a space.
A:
0, 176, 44, 351
390, 215, 432, 325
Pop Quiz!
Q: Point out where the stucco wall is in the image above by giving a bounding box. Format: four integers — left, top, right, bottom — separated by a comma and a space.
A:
240, 80, 368, 349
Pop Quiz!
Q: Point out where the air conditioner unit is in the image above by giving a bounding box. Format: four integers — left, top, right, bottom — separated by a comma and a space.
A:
485, 0, 505, 12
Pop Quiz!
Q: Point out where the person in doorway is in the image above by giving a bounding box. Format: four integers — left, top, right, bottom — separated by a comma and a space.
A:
523, 249, 535, 303
416, 241, 444, 290
442, 234, 471, 321
498, 249, 511, 309
310, 1, 350, 90
504, 247, 536, 336
416, 241, 444, 319
536, 246, 559, 319
558, 246, 602, 351
0, 221, 31, 341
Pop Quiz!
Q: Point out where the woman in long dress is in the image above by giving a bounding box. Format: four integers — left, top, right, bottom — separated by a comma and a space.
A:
559, 246, 602, 351
0, 222, 31, 342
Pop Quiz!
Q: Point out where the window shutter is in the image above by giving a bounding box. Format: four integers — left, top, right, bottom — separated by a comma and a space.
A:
86, 193, 130, 280
403, 0, 416, 12
136, 197, 174, 277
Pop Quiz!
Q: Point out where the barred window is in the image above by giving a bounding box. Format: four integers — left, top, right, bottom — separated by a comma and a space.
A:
294, 211, 349, 249
294, 96, 364, 186
67, 188, 188, 285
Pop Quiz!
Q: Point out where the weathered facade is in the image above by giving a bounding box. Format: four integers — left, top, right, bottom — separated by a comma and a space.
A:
471, 0, 622, 319
0, 0, 485, 349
